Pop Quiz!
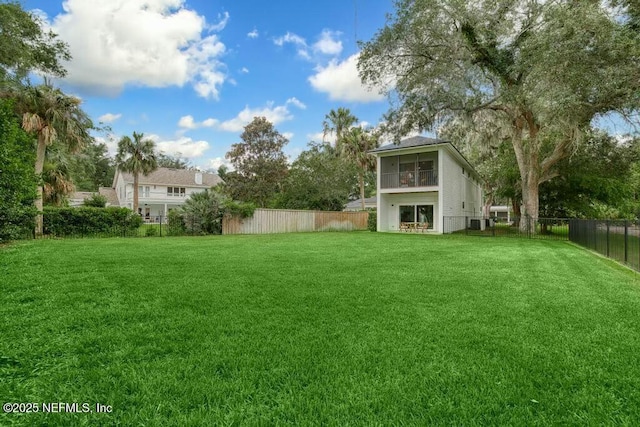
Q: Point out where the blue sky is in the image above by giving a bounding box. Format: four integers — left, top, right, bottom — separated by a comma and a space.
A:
23, 0, 397, 170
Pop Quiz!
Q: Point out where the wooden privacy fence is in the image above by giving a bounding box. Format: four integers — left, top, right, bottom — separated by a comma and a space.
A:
222, 208, 369, 235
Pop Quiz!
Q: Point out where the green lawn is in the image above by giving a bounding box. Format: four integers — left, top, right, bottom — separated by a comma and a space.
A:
1, 233, 639, 425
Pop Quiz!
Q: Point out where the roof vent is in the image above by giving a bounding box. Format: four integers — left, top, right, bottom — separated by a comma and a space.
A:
195, 172, 203, 185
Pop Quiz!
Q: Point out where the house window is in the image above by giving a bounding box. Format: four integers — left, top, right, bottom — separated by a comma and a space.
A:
139, 186, 150, 197
167, 187, 186, 197
399, 205, 434, 229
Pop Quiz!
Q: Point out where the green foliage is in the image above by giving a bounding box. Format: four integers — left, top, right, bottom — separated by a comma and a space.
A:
42, 207, 143, 237
224, 117, 289, 207
69, 140, 115, 191
0, 99, 36, 241
180, 189, 226, 235
539, 130, 635, 219
341, 127, 380, 207
167, 209, 186, 236
322, 107, 358, 152
115, 131, 158, 213
0, 2, 70, 81
83, 193, 107, 208
275, 142, 360, 211
169, 189, 256, 235
368, 210, 377, 232
145, 226, 157, 237
359, 0, 640, 220
156, 152, 190, 169
6, 80, 94, 234
224, 199, 256, 219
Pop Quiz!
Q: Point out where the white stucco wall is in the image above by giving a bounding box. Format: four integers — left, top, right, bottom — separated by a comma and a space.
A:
379, 192, 439, 232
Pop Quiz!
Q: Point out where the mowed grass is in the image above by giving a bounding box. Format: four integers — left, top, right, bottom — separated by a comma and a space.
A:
1, 233, 640, 426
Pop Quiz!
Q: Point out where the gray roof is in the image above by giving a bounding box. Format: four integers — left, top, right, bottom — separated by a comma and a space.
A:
118, 167, 222, 187
370, 136, 449, 153
98, 187, 119, 207
345, 197, 377, 209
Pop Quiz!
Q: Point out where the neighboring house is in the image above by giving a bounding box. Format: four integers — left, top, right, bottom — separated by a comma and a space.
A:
69, 187, 119, 207
490, 205, 512, 222
370, 136, 483, 233
112, 168, 223, 221
68, 191, 96, 207
344, 196, 377, 211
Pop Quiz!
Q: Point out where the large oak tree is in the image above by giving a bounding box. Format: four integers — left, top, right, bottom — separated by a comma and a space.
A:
359, 0, 640, 226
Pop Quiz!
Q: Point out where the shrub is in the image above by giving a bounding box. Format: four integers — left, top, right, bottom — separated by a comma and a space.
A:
368, 210, 377, 232
43, 207, 143, 237
0, 99, 37, 242
145, 226, 157, 237
83, 193, 107, 208
167, 210, 186, 236
173, 189, 256, 235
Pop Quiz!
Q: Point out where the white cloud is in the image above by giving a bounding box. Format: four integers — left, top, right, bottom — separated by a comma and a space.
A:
273, 31, 310, 59
309, 53, 385, 103
98, 113, 122, 123
46, 0, 228, 99
218, 101, 299, 132
282, 132, 294, 140
209, 11, 229, 32
240, 67, 249, 74
153, 136, 210, 159
178, 115, 219, 130
286, 97, 306, 109
313, 30, 342, 55
178, 115, 197, 129
201, 157, 234, 172
307, 131, 332, 144
247, 28, 259, 39
201, 118, 218, 128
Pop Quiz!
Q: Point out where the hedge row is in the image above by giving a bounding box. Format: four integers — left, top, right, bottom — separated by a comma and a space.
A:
43, 207, 143, 237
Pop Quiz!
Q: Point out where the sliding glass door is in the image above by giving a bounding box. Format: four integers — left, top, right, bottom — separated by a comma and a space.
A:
399, 205, 434, 229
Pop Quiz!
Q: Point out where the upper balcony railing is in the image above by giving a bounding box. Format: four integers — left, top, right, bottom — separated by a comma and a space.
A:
381, 170, 438, 189
125, 190, 188, 201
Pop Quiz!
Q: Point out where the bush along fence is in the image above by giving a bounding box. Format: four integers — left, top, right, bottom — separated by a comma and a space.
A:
443, 216, 570, 241
25, 207, 370, 240
568, 219, 640, 272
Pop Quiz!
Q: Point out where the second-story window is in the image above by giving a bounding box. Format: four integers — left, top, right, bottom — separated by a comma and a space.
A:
139, 186, 150, 197
167, 187, 186, 197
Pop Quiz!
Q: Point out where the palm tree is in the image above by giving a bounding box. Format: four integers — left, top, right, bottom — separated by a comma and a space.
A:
115, 132, 158, 215
322, 107, 358, 153
6, 81, 92, 234
342, 127, 379, 210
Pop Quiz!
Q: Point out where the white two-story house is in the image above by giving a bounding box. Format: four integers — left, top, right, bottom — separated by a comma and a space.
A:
112, 168, 223, 221
371, 136, 483, 233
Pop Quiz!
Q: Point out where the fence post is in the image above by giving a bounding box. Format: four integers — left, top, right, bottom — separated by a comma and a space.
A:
160, 215, 162, 237
625, 220, 629, 264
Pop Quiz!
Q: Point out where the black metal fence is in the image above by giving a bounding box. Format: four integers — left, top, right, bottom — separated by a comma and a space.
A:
443, 216, 570, 241
568, 219, 640, 272
33, 216, 218, 239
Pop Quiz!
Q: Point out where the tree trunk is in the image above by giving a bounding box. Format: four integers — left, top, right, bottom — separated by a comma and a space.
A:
133, 173, 139, 214
34, 135, 46, 236
520, 168, 540, 233
359, 172, 366, 210
483, 189, 494, 218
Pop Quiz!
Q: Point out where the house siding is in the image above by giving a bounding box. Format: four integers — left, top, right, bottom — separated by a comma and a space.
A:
373, 140, 483, 234
379, 192, 439, 232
